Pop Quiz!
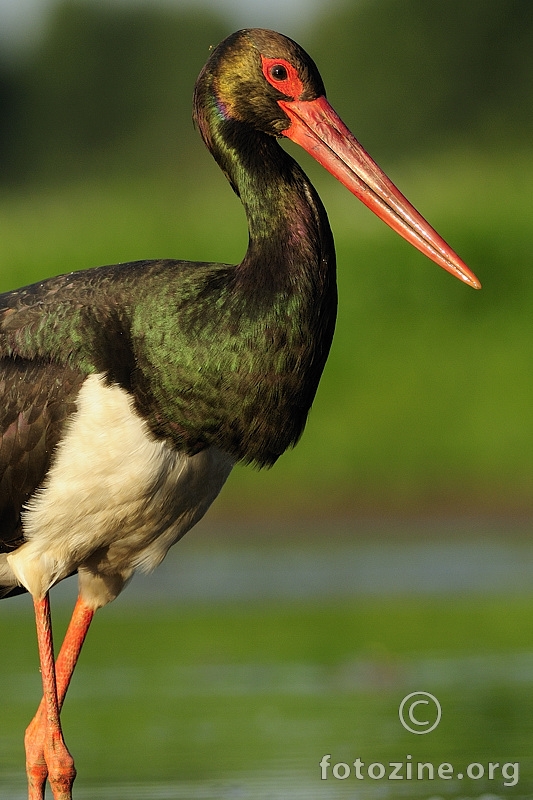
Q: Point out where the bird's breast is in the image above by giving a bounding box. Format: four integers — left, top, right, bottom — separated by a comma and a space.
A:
132, 277, 336, 468
7, 374, 234, 602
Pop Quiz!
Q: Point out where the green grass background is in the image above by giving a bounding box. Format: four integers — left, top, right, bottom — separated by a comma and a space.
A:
1, 144, 532, 516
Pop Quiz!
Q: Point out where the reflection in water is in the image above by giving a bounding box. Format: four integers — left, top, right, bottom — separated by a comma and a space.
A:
2, 772, 527, 799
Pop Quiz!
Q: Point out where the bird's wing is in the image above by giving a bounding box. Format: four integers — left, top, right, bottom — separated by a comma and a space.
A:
0, 358, 85, 554
0, 270, 105, 368
0, 274, 100, 551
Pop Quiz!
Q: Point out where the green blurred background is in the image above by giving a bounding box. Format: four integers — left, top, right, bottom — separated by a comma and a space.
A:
1, 0, 533, 797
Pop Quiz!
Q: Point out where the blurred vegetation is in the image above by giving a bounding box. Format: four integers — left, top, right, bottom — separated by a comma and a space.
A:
0, 0, 532, 516
1, 0, 532, 182
0, 2, 229, 182
308, 0, 533, 158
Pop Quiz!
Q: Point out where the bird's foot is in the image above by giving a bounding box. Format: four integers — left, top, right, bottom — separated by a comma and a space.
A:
44, 729, 76, 799
25, 704, 76, 800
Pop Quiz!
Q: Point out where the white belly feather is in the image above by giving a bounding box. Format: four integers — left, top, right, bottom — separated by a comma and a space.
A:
7, 374, 234, 607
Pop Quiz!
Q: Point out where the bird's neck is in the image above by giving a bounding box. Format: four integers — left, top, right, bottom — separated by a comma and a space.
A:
197, 121, 338, 464
207, 115, 336, 297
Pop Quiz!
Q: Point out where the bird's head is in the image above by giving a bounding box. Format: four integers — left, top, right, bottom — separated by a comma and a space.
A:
194, 29, 480, 289
194, 29, 325, 137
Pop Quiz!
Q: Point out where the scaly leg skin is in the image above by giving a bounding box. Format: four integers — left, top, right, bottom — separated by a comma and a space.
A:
26, 595, 94, 800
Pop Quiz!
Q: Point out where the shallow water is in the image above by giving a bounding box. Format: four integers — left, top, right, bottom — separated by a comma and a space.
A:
3, 774, 532, 800
2, 522, 533, 799
48, 518, 533, 605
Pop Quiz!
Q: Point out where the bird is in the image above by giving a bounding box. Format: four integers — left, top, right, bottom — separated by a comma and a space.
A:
0, 28, 480, 800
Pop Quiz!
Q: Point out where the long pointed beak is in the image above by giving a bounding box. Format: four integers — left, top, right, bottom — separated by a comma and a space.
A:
279, 96, 480, 289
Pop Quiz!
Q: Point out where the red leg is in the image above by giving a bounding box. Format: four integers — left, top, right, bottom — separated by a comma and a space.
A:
26, 595, 93, 800
52, 596, 94, 710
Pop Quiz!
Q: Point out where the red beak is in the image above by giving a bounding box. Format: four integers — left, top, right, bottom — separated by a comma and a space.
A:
279, 96, 480, 289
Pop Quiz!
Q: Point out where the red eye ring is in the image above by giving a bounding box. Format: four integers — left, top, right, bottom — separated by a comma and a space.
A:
261, 56, 304, 100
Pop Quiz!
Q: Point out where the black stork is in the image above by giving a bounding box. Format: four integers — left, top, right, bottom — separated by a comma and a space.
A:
0, 29, 479, 800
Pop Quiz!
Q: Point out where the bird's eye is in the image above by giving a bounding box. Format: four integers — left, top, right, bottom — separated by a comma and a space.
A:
261, 56, 304, 100
270, 64, 288, 82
